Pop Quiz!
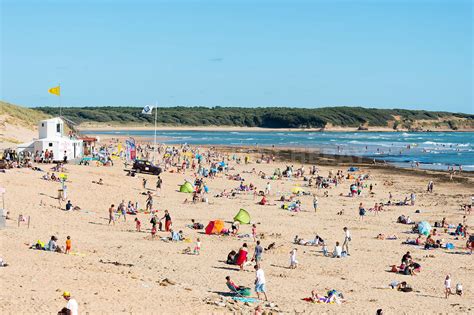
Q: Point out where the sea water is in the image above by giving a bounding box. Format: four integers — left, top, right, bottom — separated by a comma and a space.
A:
86, 130, 474, 171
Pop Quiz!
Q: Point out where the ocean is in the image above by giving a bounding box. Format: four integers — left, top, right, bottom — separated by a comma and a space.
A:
86, 130, 474, 171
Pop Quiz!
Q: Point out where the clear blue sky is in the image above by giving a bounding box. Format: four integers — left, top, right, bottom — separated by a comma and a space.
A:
1, 0, 472, 113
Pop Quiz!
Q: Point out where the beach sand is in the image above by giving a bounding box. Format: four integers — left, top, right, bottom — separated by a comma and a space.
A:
0, 145, 473, 314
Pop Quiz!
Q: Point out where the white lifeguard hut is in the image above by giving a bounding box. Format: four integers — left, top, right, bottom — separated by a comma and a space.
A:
18, 117, 83, 161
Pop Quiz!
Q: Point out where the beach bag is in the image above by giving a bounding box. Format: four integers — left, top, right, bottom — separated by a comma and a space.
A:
446, 243, 454, 250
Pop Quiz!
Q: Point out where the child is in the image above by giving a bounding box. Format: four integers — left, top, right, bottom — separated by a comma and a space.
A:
151, 225, 157, 240
289, 248, 298, 269
456, 283, 463, 296
322, 243, 328, 257
194, 238, 201, 255
65, 236, 71, 254
445, 274, 452, 299
135, 217, 141, 232
252, 224, 257, 242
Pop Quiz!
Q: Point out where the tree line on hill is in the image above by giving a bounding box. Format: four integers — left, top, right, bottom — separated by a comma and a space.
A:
35, 106, 474, 129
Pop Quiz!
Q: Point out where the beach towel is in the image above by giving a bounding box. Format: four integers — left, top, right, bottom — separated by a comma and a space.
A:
232, 297, 258, 303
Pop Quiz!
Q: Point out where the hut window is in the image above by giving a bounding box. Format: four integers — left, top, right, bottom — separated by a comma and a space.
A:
57, 124, 61, 132
49, 143, 53, 147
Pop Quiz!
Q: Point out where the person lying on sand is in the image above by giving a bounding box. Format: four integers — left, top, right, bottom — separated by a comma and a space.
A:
389, 281, 413, 292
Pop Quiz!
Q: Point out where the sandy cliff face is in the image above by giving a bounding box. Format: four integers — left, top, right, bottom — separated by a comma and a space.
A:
0, 101, 50, 149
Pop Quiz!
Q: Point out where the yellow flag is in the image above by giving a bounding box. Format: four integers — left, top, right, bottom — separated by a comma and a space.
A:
48, 86, 60, 96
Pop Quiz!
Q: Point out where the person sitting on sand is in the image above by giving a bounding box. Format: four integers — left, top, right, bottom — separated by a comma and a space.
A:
401, 251, 412, 265
231, 221, 240, 235
46, 235, 62, 253
226, 275, 247, 294
333, 242, 342, 258
227, 250, 237, 265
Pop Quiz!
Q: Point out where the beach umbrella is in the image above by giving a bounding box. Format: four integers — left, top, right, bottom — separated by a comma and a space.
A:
418, 221, 431, 236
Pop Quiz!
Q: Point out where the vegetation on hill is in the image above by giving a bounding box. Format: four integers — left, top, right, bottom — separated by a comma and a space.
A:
0, 101, 51, 128
35, 106, 474, 129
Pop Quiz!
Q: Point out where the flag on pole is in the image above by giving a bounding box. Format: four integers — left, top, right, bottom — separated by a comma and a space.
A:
142, 105, 153, 115
48, 86, 61, 96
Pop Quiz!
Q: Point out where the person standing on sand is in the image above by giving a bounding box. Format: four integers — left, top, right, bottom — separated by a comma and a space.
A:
161, 210, 172, 232
265, 182, 271, 195
427, 181, 434, 193
254, 264, 268, 301
60, 291, 78, 315
343, 227, 351, 255
156, 176, 162, 194
143, 178, 147, 190
108, 204, 115, 225
359, 203, 366, 220
313, 195, 318, 212
252, 241, 263, 263
445, 274, 453, 298
289, 248, 298, 269
146, 192, 153, 212
409, 192, 415, 206
117, 200, 126, 221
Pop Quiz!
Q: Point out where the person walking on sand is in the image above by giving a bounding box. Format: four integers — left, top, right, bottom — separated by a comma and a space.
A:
254, 264, 268, 301
343, 227, 351, 255
445, 274, 453, 299
108, 204, 115, 225
313, 195, 318, 212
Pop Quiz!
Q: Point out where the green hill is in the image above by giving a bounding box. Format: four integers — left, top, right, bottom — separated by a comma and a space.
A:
34, 106, 474, 130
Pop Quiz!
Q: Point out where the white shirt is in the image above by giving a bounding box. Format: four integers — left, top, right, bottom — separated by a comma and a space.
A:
67, 298, 78, 315
335, 246, 342, 257
445, 278, 451, 288
256, 269, 266, 285
345, 230, 351, 239
290, 250, 297, 262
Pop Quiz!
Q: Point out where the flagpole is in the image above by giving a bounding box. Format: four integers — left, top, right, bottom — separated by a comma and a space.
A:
58, 83, 62, 117
153, 101, 157, 163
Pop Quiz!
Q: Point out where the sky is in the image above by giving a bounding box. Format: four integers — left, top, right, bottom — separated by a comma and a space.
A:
0, 0, 472, 113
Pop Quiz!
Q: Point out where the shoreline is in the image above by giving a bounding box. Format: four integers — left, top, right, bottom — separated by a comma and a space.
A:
77, 125, 473, 133
82, 132, 474, 176
81, 129, 474, 181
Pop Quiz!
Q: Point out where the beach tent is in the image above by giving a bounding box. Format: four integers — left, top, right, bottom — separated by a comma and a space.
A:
179, 182, 194, 193
291, 187, 305, 194
418, 221, 431, 236
205, 220, 224, 235
233, 209, 251, 224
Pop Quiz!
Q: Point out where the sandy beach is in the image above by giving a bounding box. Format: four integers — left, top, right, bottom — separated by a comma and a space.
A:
0, 142, 472, 314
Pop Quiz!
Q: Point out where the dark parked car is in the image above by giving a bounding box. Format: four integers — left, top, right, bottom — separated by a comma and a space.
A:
132, 160, 162, 175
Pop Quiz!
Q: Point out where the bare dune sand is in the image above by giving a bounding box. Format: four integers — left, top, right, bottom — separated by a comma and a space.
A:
0, 145, 473, 314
